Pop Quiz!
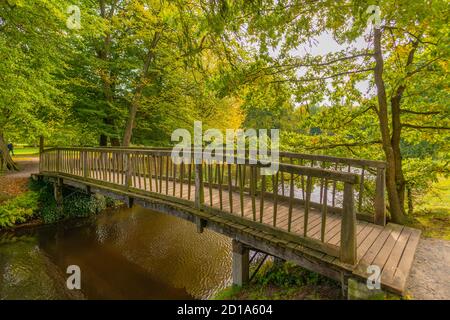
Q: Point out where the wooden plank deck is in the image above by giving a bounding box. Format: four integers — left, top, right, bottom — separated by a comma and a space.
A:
42, 168, 421, 295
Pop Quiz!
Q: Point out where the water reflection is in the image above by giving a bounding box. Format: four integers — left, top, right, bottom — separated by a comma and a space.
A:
0, 206, 232, 299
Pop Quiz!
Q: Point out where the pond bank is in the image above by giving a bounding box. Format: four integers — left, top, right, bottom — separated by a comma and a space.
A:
214, 260, 343, 300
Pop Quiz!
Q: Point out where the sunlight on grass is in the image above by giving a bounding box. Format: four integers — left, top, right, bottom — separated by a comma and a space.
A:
12, 147, 39, 155
409, 177, 450, 240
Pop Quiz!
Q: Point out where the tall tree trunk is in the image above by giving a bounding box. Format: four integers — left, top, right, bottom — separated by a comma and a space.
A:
122, 31, 161, 147
389, 41, 418, 214
99, 134, 108, 146
0, 133, 18, 171
110, 137, 121, 146
97, 0, 119, 147
373, 28, 405, 224
391, 96, 406, 212
122, 95, 140, 147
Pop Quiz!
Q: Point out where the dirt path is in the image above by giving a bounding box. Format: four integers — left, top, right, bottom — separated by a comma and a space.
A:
0, 157, 39, 201
405, 237, 450, 300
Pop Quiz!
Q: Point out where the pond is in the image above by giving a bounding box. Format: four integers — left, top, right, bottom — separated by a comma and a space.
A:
0, 206, 232, 299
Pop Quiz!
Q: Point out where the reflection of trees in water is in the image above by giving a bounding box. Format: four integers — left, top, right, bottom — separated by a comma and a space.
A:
0, 233, 83, 299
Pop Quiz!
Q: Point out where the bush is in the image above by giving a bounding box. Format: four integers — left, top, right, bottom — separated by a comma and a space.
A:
0, 191, 39, 228
29, 179, 108, 223
253, 261, 334, 288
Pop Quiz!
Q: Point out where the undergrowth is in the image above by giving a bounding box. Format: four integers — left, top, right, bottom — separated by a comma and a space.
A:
0, 179, 116, 229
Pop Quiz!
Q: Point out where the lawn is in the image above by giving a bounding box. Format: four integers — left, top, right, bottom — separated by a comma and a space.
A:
12, 147, 40, 156
408, 177, 450, 240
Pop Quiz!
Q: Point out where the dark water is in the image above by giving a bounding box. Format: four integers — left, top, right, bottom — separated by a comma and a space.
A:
0, 206, 232, 299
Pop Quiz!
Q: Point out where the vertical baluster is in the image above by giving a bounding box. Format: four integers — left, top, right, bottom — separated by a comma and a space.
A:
166, 156, 169, 195
159, 156, 163, 193
358, 167, 365, 213
321, 179, 329, 242
260, 173, 265, 223
238, 164, 244, 216
250, 165, 256, 221
319, 161, 325, 203
228, 163, 233, 213
104, 152, 108, 181
301, 159, 306, 200
303, 176, 312, 237
134, 154, 139, 187
273, 171, 279, 227
137, 154, 143, 189
147, 155, 152, 192
288, 169, 294, 232
280, 156, 285, 196
217, 163, 223, 210
173, 162, 177, 197
180, 161, 184, 198
153, 155, 159, 192
208, 162, 213, 206
332, 163, 338, 207
107, 152, 111, 182
188, 162, 192, 200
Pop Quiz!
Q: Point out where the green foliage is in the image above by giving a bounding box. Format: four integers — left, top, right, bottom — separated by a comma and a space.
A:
213, 260, 340, 300
407, 177, 450, 240
29, 179, 108, 224
0, 191, 39, 228
253, 261, 334, 288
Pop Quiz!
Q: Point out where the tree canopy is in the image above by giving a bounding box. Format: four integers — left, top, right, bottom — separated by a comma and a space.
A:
0, 0, 448, 222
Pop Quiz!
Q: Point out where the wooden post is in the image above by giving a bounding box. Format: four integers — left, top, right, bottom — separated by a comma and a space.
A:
124, 153, 132, 189
194, 163, 204, 209
340, 182, 357, 265
195, 217, 207, 233
127, 196, 134, 209
56, 149, 60, 173
374, 167, 386, 226
83, 151, 89, 178
232, 239, 249, 286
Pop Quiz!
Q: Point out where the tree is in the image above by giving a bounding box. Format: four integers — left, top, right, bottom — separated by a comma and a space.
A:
0, 0, 71, 170
209, 0, 449, 223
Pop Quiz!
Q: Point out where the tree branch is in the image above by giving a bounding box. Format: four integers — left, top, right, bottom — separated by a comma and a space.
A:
400, 109, 442, 115
306, 140, 381, 150
402, 124, 450, 130
271, 68, 374, 83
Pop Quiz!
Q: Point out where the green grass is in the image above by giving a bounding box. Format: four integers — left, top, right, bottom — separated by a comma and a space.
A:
213, 260, 341, 300
12, 147, 39, 156
407, 177, 450, 240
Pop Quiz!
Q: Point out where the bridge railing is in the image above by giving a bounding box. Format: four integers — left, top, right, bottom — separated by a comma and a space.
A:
39, 147, 385, 265
72, 146, 386, 226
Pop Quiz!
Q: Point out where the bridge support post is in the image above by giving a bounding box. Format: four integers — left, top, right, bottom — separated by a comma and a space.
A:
232, 239, 249, 286
54, 177, 63, 213
127, 197, 134, 208
195, 217, 207, 233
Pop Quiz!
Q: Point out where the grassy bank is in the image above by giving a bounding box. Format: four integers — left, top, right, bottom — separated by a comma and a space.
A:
0, 179, 117, 229
214, 260, 342, 300
406, 177, 450, 240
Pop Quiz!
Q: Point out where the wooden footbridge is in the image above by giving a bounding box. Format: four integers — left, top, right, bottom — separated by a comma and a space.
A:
37, 147, 421, 297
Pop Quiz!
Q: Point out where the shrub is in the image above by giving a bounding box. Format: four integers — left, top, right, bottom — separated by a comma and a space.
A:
29, 179, 109, 223
0, 191, 39, 228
